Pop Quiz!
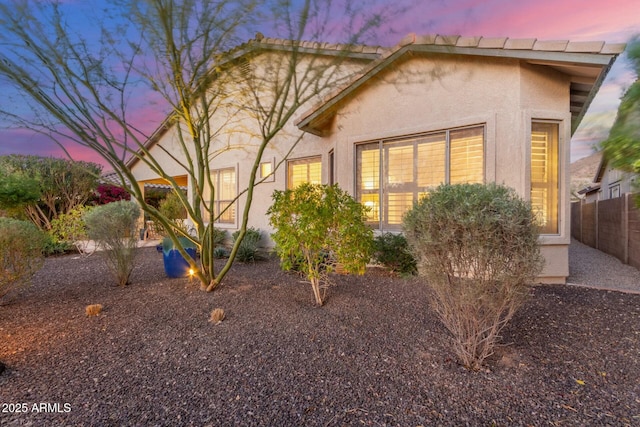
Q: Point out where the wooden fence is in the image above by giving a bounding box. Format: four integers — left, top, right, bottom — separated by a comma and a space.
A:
571, 193, 640, 270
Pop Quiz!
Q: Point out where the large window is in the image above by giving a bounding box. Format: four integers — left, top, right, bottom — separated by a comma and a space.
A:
287, 156, 321, 189
530, 122, 559, 234
357, 125, 484, 229
204, 167, 237, 224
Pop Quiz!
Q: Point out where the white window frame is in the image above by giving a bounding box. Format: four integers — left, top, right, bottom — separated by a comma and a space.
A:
356, 124, 485, 230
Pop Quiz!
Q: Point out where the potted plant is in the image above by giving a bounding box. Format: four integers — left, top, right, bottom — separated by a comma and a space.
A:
157, 191, 196, 278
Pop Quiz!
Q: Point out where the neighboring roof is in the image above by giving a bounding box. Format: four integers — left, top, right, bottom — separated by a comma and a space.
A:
296, 34, 626, 136
577, 183, 601, 196
101, 170, 129, 186
594, 155, 608, 183
126, 35, 385, 169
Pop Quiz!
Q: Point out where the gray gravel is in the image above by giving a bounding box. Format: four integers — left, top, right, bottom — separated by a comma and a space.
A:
568, 238, 640, 294
0, 246, 639, 426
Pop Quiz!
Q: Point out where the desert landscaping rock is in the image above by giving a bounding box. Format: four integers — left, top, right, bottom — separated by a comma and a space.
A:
0, 245, 639, 426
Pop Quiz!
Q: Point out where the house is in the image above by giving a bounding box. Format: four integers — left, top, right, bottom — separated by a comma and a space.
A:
129, 34, 625, 284
578, 155, 637, 202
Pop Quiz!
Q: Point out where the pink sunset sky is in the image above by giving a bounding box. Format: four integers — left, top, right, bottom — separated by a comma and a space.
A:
0, 0, 638, 167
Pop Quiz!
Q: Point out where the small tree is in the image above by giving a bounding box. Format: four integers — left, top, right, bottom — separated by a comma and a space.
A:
84, 201, 141, 286
403, 183, 543, 370
268, 183, 373, 306
0, 155, 101, 231
601, 37, 640, 204
0, 218, 47, 301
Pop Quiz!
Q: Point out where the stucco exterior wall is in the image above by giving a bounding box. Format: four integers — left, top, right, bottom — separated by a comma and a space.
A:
322, 54, 571, 283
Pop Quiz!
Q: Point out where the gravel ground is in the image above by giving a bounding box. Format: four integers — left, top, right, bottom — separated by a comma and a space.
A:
0, 244, 639, 426
568, 238, 640, 294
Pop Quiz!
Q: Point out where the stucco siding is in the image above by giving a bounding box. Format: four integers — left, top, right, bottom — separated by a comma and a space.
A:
323, 54, 571, 282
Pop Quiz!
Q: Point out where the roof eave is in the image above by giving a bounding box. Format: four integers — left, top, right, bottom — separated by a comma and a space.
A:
296, 39, 625, 136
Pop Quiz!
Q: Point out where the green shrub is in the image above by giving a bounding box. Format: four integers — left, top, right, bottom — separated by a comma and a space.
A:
232, 227, 261, 262
213, 247, 228, 259
213, 228, 227, 247
0, 218, 47, 300
373, 232, 417, 275
49, 205, 93, 255
155, 190, 187, 236
403, 183, 543, 370
268, 183, 373, 306
84, 200, 141, 286
42, 234, 74, 256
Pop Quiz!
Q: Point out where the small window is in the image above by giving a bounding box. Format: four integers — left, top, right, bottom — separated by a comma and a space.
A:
287, 156, 321, 189
609, 184, 620, 199
259, 160, 274, 182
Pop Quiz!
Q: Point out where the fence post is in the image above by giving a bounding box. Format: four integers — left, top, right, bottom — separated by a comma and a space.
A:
595, 199, 599, 250
580, 199, 584, 242
624, 193, 630, 264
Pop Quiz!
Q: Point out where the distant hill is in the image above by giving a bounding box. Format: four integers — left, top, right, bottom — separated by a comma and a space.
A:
570, 151, 602, 199
571, 151, 602, 182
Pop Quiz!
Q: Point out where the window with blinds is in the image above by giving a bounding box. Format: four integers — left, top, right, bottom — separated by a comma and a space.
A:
357, 147, 380, 223
530, 122, 559, 234
203, 167, 237, 224
357, 125, 484, 230
450, 128, 484, 184
287, 156, 321, 189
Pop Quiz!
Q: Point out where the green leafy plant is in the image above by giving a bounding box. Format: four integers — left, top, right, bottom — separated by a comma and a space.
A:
49, 205, 94, 256
84, 201, 141, 286
156, 191, 188, 236
213, 247, 228, 259
403, 183, 544, 370
41, 234, 75, 256
0, 218, 47, 300
232, 227, 261, 262
268, 183, 373, 306
373, 232, 417, 276
0, 155, 101, 231
213, 228, 227, 247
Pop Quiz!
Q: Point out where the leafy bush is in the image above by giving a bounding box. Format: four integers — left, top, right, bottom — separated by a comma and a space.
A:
49, 205, 94, 255
403, 183, 543, 370
268, 183, 373, 306
373, 233, 417, 275
0, 218, 47, 300
84, 200, 141, 286
155, 190, 188, 236
213, 228, 227, 247
232, 227, 261, 262
213, 247, 228, 259
93, 183, 130, 205
41, 234, 74, 256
